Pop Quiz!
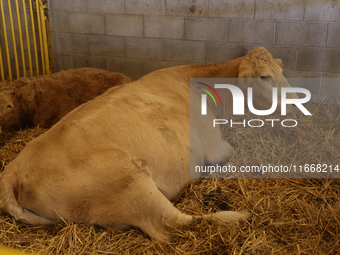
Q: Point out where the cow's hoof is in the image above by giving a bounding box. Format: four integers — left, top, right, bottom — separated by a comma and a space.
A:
212, 210, 251, 222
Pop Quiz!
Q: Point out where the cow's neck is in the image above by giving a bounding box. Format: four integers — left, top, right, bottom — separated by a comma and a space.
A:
184, 57, 241, 80
208, 58, 241, 78
185, 58, 242, 119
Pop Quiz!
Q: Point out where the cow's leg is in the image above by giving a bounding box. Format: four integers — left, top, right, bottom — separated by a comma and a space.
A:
117, 174, 250, 242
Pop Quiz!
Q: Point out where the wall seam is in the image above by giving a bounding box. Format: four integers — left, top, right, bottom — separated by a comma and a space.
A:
302, 0, 307, 20
325, 23, 329, 47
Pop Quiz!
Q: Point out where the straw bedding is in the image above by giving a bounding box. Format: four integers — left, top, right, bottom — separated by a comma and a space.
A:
0, 102, 339, 254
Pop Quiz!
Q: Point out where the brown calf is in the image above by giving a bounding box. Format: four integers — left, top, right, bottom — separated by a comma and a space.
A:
0, 68, 133, 134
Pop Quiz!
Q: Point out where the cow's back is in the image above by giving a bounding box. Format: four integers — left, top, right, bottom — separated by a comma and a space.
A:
10, 71, 192, 205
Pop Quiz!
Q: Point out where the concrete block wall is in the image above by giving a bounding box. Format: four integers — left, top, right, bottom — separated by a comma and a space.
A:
48, 0, 340, 102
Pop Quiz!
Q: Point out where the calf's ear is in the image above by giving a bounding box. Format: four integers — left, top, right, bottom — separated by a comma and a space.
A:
274, 58, 283, 68
18, 85, 35, 101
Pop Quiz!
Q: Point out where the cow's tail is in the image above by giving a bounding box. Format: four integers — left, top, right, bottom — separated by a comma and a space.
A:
0, 170, 53, 225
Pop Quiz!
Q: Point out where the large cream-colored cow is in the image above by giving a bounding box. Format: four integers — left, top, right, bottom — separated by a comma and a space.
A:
0, 47, 298, 241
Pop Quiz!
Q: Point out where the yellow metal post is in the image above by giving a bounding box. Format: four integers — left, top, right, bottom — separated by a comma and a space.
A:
7, 0, 20, 79
22, 0, 33, 77
45, 11, 54, 73
36, 0, 45, 75
0, 0, 53, 80
0, 46, 4, 82
15, 0, 26, 77
0, 0, 12, 81
39, 2, 50, 75
29, 0, 39, 76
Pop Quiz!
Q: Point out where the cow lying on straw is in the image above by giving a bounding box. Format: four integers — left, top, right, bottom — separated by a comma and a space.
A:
0, 68, 133, 134
0, 47, 299, 241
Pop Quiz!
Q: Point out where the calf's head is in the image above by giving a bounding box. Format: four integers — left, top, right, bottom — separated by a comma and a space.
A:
0, 91, 20, 134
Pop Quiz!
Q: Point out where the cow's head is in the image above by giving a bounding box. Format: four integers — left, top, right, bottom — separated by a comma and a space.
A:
237, 47, 299, 115
0, 91, 19, 134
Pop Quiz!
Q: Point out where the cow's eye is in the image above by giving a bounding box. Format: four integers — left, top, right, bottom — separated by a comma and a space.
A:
6, 105, 12, 109
260, 76, 268, 81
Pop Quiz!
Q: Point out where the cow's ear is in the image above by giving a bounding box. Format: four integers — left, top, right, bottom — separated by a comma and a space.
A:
274, 59, 283, 68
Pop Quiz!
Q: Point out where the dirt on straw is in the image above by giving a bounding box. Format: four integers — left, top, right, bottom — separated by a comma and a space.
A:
0, 102, 339, 254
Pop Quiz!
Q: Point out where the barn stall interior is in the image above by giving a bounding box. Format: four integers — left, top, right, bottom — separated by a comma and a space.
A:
0, 0, 340, 254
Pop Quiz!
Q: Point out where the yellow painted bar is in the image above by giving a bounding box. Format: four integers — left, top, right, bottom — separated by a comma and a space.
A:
0, 0, 12, 81
0, 46, 4, 82
39, 2, 49, 75
28, 0, 39, 76
36, 0, 45, 75
1, 0, 53, 80
7, 0, 20, 79
45, 16, 54, 73
15, 0, 26, 77
22, 0, 32, 77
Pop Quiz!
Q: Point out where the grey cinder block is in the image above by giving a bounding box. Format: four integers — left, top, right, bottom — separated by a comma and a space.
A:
184, 18, 228, 41
276, 22, 327, 47
229, 20, 275, 44
205, 43, 249, 63
106, 15, 144, 37
297, 47, 340, 73
51, 33, 88, 54
145, 16, 184, 39
125, 0, 165, 15
304, 0, 340, 21
52, 53, 72, 72
126, 37, 164, 60
69, 13, 105, 34
164, 40, 205, 62
321, 73, 340, 100
327, 23, 340, 47
166, 0, 208, 17
255, 0, 304, 20
86, 0, 125, 14
208, 0, 254, 19
88, 35, 125, 57
145, 60, 187, 74
108, 57, 146, 80
72, 55, 108, 70
49, 12, 70, 33
283, 72, 322, 96
50, 0, 86, 12
283, 70, 322, 79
